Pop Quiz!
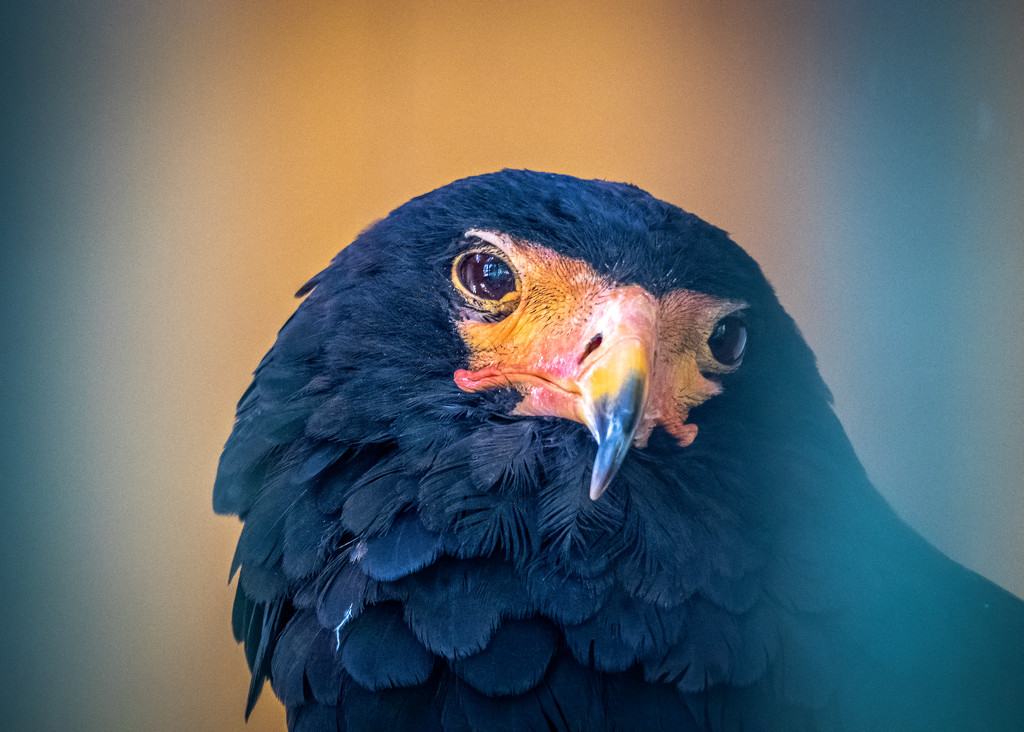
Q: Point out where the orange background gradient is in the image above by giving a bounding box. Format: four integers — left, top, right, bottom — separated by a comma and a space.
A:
3, 2, 1021, 730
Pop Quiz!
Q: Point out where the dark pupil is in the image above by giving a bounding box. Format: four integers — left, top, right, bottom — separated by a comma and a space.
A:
459, 253, 516, 300
708, 316, 747, 366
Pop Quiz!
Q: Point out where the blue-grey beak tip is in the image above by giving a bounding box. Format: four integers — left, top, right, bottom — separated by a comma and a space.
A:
587, 375, 646, 500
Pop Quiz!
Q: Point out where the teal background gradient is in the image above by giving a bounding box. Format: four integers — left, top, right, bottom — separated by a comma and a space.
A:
2, 2, 1021, 730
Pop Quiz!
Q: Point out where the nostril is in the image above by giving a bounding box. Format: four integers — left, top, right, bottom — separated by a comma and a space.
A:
580, 334, 603, 364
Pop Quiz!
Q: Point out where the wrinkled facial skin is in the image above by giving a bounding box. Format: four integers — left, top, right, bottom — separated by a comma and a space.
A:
451, 230, 746, 497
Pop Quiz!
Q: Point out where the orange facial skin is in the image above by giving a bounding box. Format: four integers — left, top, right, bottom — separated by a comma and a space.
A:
452, 230, 745, 495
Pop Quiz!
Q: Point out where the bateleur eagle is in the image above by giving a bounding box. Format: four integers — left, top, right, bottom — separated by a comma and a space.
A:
214, 170, 1024, 731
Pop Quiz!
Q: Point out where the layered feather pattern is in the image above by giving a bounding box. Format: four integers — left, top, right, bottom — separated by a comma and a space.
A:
216, 170, 1024, 730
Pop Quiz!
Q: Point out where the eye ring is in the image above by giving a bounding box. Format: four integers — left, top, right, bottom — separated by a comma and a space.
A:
707, 315, 747, 367
456, 251, 517, 300
451, 246, 521, 318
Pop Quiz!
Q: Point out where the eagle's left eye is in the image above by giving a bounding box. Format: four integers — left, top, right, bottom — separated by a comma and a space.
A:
708, 316, 747, 367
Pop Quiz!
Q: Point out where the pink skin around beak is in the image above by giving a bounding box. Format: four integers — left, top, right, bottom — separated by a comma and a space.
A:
455, 287, 702, 499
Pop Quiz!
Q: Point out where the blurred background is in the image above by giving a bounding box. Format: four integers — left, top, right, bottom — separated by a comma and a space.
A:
2, 1, 1021, 729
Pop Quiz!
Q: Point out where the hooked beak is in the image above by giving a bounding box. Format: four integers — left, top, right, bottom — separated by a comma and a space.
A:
577, 336, 651, 500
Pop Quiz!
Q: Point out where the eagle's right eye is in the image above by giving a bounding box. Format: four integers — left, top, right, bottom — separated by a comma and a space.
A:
452, 246, 521, 321
457, 252, 517, 301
